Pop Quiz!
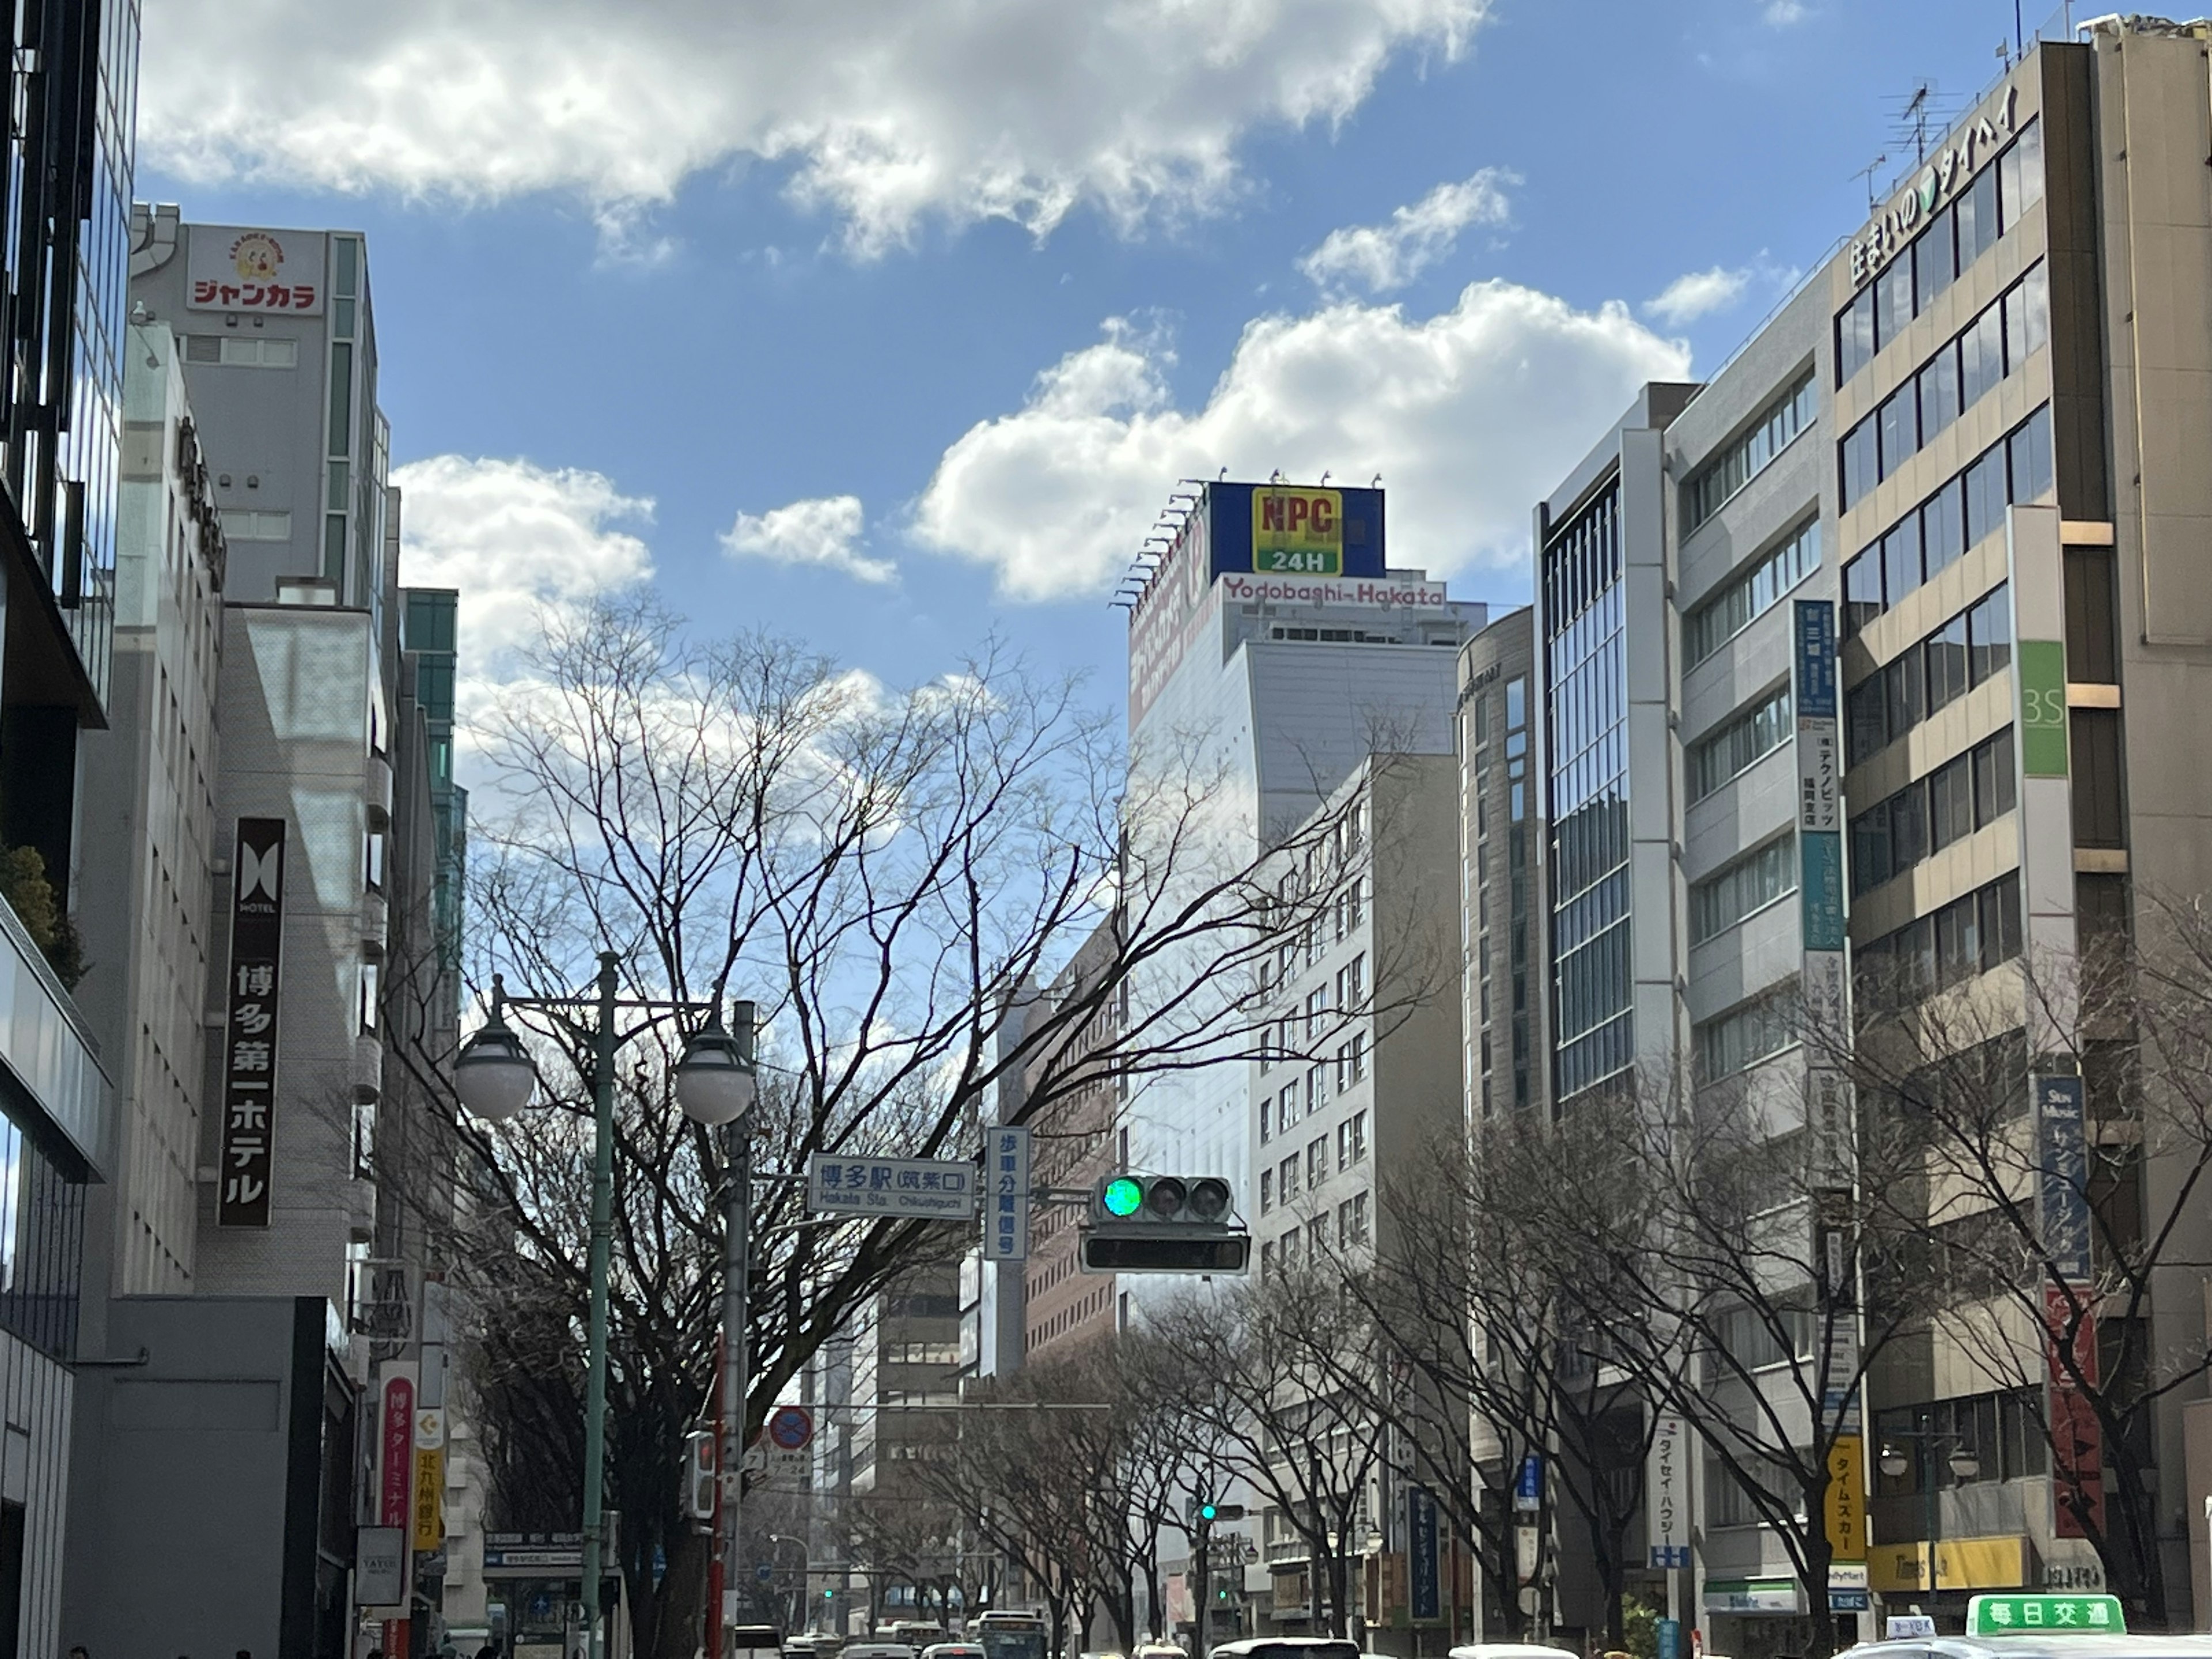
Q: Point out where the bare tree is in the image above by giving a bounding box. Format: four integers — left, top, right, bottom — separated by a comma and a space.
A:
436, 599, 1360, 1657
1153, 1271, 1385, 1639
1839, 890, 2212, 1627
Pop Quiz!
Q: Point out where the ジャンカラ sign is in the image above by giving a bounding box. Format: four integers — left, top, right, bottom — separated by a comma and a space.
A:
217, 819, 286, 1227
187, 225, 327, 314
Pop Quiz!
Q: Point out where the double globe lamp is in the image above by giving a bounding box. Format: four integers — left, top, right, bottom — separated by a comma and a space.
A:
453, 995, 757, 1126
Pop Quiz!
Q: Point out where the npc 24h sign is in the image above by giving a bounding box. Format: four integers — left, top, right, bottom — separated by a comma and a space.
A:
806, 1153, 977, 1218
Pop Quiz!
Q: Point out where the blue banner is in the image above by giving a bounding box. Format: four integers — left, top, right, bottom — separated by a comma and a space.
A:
1409, 1486, 1440, 1620
1794, 599, 1838, 719
1801, 832, 1846, 952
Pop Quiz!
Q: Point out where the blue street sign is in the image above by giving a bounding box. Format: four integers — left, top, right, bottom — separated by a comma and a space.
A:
1658, 1619, 1681, 1659
757, 1563, 775, 1584
1514, 1453, 1542, 1511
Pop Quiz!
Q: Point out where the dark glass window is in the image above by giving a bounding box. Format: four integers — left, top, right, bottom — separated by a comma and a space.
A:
2063, 550, 2117, 684
1918, 343, 1961, 444
1958, 162, 2000, 268
1848, 676, 1889, 766
0, 1112, 85, 1359
1926, 614, 1969, 713
2009, 406, 2054, 503
1878, 389, 1918, 483
1916, 203, 1957, 312
1883, 517, 1925, 605
1930, 753, 1975, 851
1844, 551, 1884, 637
1838, 287, 1876, 384
1885, 650, 1925, 740
1975, 727, 2018, 823
2071, 709, 2126, 849
1969, 586, 2014, 686
1841, 419, 1879, 510
1964, 447, 2010, 551
1922, 478, 1966, 577
1960, 305, 2005, 410
1876, 255, 1915, 352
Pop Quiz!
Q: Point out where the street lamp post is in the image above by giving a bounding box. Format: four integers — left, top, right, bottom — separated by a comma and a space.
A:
1878, 1413, 1979, 1613
456, 954, 757, 1659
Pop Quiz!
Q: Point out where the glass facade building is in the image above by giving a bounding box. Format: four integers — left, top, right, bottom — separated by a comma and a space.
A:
1543, 484, 1632, 1101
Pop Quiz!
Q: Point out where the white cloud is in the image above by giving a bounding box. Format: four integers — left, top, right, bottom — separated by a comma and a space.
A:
1644, 266, 1754, 327
722, 494, 896, 585
1298, 170, 1515, 294
911, 282, 1689, 602
139, 0, 1487, 255
1763, 1, 1809, 22
393, 454, 654, 666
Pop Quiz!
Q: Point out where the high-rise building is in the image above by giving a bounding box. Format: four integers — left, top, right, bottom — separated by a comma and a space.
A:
1122, 480, 1484, 1318
1455, 609, 1546, 1124
0, 0, 142, 1640
1520, 20, 2212, 1643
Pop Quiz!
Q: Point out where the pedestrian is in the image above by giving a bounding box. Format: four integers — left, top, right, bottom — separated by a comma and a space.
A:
476, 1642, 501, 1659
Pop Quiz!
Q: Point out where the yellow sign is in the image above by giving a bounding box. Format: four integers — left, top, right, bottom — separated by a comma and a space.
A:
1869, 1535, 2031, 1593
1824, 1435, 1866, 1559
412, 1446, 445, 1552
1252, 486, 1343, 575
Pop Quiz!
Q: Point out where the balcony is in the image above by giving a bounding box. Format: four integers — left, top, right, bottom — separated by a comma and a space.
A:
0, 885, 109, 1173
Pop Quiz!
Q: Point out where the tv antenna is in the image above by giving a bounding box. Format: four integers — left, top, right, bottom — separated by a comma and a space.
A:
1851, 153, 1888, 212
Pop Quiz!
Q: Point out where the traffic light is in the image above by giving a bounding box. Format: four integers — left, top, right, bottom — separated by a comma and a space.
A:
1082, 1175, 1251, 1274
684, 1429, 716, 1527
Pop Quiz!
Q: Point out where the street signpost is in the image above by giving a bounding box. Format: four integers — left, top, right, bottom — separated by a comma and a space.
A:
806, 1153, 979, 1218
986, 1126, 1032, 1262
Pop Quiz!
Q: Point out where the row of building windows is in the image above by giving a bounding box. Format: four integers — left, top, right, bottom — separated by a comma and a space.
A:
1259, 1114, 1370, 1212
1842, 404, 2053, 635
1689, 835, 1797, 948
1684, 517, 1821, 669
1855, 871, 2023, 1012
1835, 117, 2044, 384
1684, 369, 1817, 533
183, 332, 300, 369
1849, 727, 2017, 897
1846, 583, 2013, 767
1839, 262, 2048, 510
1694, 983, 1799, 1084
1257, 1192, 1370, 1275
1687, 683, 1794, 804
1259, 1040, 1368, 1141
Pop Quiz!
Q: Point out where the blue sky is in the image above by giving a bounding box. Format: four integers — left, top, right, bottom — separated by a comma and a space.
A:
136, 0, 2048, 720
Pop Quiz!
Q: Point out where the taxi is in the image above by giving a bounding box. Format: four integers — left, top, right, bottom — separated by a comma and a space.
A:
1840, 1594, 2212, 1659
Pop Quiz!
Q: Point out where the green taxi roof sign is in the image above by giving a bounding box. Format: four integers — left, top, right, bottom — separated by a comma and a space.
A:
1965, 1595, 2125, 1637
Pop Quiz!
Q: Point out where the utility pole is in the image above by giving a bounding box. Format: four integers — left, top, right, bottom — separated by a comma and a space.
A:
580, 951, 622, 1659
717, 1002, 759, 1655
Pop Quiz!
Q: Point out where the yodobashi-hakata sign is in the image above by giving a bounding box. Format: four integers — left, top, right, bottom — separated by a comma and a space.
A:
187, 225, 327, 314
1215, 574, 1449, 609
217, 817, 286, 1228
1849, 85, 2018, 287
806, 1152, 979, 1217
1252, 486, 1343, 575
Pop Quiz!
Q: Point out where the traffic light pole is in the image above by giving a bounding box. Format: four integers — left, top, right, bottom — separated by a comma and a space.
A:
715, 1003, 757, 1658
1192, 1518, 1211, 1659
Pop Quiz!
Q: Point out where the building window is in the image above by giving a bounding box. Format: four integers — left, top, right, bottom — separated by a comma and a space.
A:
1854, 872, 2024, 1013
1689, 836, 1798, 946
1306, 1216, 1328, 1260
1279, 1154, 1300, 1199
1260, 1240, 1275, 1279
1350, 1110, 1368, 1163
1306, 1137, 1328, 1191
0, 1111, 85, 1357
1839, 406, 2053, 637
1684, 368, 1817, 532
1836, 118, 2043, 383
184, 334, 300, 368
1684, 517, 1822, 668
221, 509, 293, 542
1845, 583, 2012, 766
1694, 985, 1799, 1083
364, 830, 385, 892
1850, 729, 2017, 897
1259, 1169, 1273, 1214
1686, 684, 1794, 804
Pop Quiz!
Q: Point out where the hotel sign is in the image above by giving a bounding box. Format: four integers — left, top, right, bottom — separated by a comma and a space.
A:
1849, 86, 2018, 288
217, 818, 286, 1228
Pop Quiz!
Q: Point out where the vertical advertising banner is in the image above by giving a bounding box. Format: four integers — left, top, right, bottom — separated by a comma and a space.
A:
987, 1125, 1031, 1262
414, 1405, 446, 1552
217, 819, 286, 1227
1408, 1484, 1441, 1621
1646, 1414, 1690, 1569
1794, 601, 1851, 1187
2037, 1074, 2104, 1539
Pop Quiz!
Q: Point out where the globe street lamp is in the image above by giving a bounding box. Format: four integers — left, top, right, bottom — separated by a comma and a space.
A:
456, 955, 757, 1659
1878, 1412, 1979, 1613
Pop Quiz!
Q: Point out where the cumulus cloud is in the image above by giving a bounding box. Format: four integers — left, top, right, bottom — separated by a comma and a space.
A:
1645, 266, 1754, 327
722, 494, 896, 584
139, 0, 1488, 254
912, 283, 1689, 602
393, 454, 654, 666
1298, 170, 1515, 295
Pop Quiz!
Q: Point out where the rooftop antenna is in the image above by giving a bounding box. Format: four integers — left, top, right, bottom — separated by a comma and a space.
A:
1851, 151, 1888, 212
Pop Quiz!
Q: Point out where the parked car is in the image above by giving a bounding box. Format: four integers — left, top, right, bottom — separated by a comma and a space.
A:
1446, 1645, 1584, 1659
924, 1645, 986, 1659
1210, 1639, 1361, 1659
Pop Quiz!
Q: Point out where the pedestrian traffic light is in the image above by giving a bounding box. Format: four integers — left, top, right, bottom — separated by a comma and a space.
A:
1082, 1175, 1249, 1274
683, 1429, 716, 1527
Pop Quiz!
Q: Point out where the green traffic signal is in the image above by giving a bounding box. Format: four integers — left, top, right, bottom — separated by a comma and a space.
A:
1103, 1176, 1144, 1217
1199, 1502, 1219, 1522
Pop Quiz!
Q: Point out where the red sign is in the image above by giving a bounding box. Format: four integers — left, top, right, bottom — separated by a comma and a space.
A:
768, 1404, 814, 1450
2043, 1285, 2105, 1539
381, 1375, 416, 1529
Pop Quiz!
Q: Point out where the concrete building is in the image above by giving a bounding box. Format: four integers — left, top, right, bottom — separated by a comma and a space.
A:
1122, 480, 1484, 1312
1245, 752, 1462, 1648
0, 0, 142, 1643
1456, 609, 1546, 1124
1516, 20, 2212, 1646
1018, 925, 1120, 1365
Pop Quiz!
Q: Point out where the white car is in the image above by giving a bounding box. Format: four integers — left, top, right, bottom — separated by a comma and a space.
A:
1210, 1641, 1361, 1659
1446, 1646, 1585, 1659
